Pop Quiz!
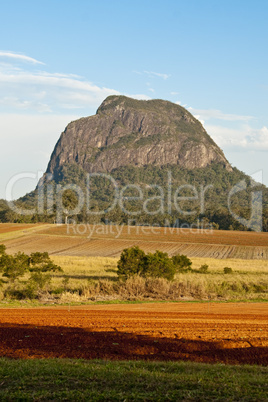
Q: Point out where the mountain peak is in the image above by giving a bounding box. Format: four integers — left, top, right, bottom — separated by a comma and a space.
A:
45, 96, 232, 182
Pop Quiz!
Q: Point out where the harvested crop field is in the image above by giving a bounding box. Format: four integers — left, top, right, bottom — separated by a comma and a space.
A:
1, 223, 268, 259
0, 303, 267, 365
0, 223, 41, 234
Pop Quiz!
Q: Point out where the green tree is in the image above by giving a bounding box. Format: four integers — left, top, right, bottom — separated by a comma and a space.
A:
145, 250, 176, 280
0, 244, 6, 255
0, 252, 29, 282
0, 249, 62, 284
117, 247, 177, 281
172, 254, 192, 272
29, 252, 63, 273
117, 246, 146, 279
62, 189, 79, 224
30, 272, 52, 289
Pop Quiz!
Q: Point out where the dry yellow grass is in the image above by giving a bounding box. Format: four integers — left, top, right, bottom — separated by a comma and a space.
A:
0, 233, 267, 302
45, 255, 268, 302
51, 255, 268, 276
190, 257, 268, 273
51, 255, 117, 277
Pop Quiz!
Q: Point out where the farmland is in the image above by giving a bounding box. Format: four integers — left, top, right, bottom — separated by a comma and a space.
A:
0, 303, 267, 365
0, 223, 267, 302
0, 223, 38, 234
1, 223, 268, 259
0, 223, 267, 398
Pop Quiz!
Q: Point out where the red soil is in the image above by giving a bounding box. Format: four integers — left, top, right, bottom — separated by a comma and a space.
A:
0, 303, 267, 365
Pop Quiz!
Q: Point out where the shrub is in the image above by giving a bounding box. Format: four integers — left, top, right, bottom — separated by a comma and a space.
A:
29, 252, 50, 265
172, 254, 192, 272
0, 246, 63, 299
199, 264, 209, 273
4, 282, 38, 300
117, 246, 146, 279
0, 244, 6, 255
29, 252, 63, 273
145, 250, 176, 280
1, 252, 29, 282
30, 272, 52, 289
0, 249, 62, 282
223, 267, 233, 274
117, 247, 185, 281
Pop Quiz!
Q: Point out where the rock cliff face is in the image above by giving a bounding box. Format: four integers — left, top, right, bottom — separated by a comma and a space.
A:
45, 95, 232, 181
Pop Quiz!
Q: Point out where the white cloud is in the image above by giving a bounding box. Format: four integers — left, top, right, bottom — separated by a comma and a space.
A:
0, 53, 151, 114
0, 51, 45, 65
0, 69, 120, 112
188, 107, 253, 122
0, 51, 152, 198
185, 106, 267, 152
134, 70, 170, 80
144, 70, 170, 80
206, 124, 268, 151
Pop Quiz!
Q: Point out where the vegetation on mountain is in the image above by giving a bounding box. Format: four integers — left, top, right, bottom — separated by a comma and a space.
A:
2, 162, 266, 231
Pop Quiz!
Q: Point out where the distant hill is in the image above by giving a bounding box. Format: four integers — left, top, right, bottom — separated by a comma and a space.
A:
2, 96, 268, 231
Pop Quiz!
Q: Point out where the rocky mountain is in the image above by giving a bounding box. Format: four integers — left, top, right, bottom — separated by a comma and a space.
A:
45, 95, 232, 182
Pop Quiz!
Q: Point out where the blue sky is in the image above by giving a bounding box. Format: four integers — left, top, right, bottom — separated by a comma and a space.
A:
0, 0, 268, 199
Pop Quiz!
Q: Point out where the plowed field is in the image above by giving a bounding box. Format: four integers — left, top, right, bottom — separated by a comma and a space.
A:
0, 224, 38, 234
2, 223, 268, 259
0, 303, 267, 365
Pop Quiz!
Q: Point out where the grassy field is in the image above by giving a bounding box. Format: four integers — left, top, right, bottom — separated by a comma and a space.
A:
0, 254, 267, 303
0, 358, 267, 401
52, 255, 268, 275
30, 255, 268, 302
0, 256, 268, 304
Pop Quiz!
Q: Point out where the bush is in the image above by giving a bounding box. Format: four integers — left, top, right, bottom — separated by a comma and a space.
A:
145, 251, 176, 280
117, 246, 146, 279
172, 254, 192, 272
223, 267, 233, 274
0, 244, 64, 299
0, 247, 63, 281
199, 264, 209, 273
4, 282, 38, 300
117, 248, 192, 281
0, 244, 6, 255
29, 252, 63, 273
1, 252, 29, 282
30, 272, 52, 289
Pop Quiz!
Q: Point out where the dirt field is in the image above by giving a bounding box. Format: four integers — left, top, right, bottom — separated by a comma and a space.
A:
0, 303, 267, 365
1, 223, 268, 259
0, 223, 39, 234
